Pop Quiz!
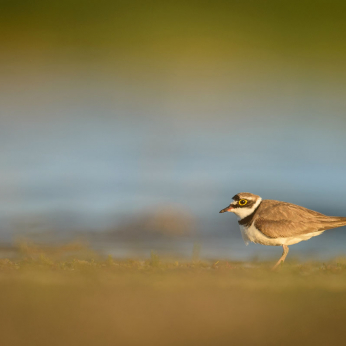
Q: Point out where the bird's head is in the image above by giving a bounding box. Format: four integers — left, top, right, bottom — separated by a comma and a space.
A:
219, 192, 262, 219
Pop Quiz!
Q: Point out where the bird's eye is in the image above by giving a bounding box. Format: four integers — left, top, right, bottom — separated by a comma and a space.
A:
239, 199, 248, 206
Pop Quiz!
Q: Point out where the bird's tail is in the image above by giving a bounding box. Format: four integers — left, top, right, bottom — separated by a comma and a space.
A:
323, 217, 346, 230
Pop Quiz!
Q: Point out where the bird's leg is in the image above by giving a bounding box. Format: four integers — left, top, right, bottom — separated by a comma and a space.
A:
272, 245, 289, 270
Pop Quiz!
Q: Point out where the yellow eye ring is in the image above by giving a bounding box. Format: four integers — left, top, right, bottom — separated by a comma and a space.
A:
239, 199, 247, 206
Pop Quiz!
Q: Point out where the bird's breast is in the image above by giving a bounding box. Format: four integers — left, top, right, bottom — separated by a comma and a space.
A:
239, 223, 324, 246
239, 223, 283, 246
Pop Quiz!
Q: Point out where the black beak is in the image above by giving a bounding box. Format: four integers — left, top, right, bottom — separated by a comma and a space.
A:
219, 205, 233, 213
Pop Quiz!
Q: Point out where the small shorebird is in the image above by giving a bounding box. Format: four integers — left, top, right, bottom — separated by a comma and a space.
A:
220, 192, 346, 269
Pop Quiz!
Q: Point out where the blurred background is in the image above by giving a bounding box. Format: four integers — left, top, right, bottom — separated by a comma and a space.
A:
1, 0, 346, 261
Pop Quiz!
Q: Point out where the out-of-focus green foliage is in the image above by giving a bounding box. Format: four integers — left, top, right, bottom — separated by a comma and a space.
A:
2, 0, 346, 66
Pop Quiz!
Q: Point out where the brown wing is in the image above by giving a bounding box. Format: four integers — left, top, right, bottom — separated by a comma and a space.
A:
254, 200, 346, 238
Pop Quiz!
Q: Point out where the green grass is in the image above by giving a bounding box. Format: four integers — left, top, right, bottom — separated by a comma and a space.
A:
1, 243, 346, 345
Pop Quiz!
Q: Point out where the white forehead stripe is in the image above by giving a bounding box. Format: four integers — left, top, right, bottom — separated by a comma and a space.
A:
232, 198, 262, 220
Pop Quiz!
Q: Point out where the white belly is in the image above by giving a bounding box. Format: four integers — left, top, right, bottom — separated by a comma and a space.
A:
240, 223, 324, 246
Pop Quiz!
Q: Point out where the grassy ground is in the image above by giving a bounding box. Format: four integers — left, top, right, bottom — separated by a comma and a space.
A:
1, 244, 346, 346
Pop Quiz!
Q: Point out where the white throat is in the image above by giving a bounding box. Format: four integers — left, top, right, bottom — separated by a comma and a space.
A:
233, 198, 262, 220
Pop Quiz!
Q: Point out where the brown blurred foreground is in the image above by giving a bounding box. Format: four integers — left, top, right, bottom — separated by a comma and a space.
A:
1, 244, 346, 346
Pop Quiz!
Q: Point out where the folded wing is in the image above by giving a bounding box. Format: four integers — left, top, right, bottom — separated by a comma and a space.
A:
254, 200, 346, 239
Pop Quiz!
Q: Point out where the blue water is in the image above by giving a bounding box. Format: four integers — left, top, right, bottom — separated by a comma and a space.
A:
1, 79, 346, 259
93, 230, 346, 262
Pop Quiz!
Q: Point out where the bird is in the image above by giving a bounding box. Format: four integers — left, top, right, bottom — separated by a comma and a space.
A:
219, 192, 346, 269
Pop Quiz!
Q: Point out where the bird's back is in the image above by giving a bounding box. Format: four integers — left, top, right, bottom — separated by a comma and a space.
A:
254, 199, 346, 238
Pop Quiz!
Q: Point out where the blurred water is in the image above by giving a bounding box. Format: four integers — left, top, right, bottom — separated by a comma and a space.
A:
1, 78, 346, 260
98, 231, 346, 262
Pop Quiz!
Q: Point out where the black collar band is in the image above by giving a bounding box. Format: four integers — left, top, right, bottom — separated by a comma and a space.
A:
238, 202, 262, 227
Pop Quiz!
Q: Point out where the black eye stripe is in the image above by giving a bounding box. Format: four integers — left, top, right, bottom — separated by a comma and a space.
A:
232, 196, 256, 208
233, 199, 256, 208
